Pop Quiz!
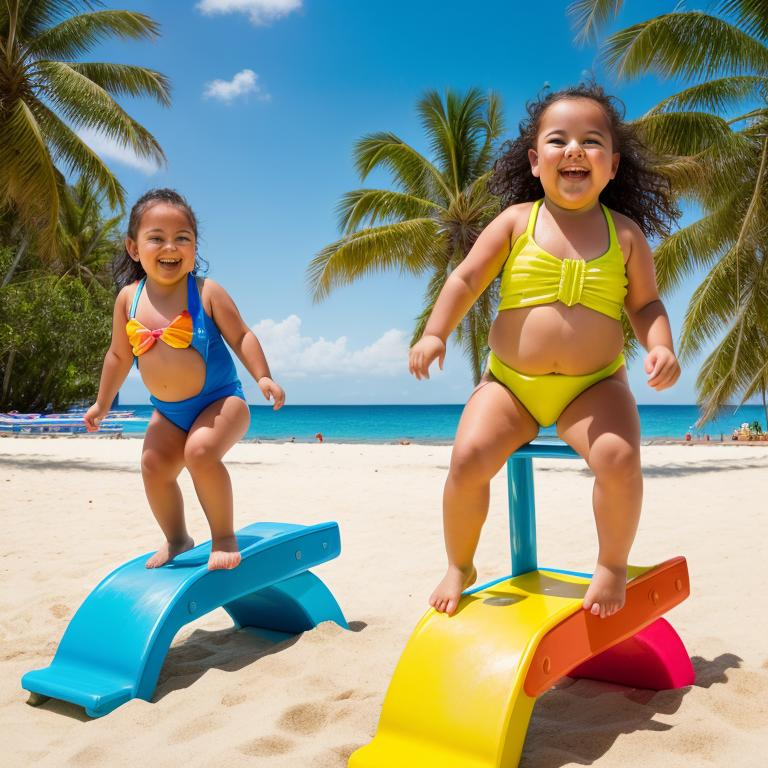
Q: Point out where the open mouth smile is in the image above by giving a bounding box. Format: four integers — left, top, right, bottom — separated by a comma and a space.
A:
559, 167, 590, 180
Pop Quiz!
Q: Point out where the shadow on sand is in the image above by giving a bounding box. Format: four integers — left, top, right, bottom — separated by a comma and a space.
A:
521, 652, 742, 767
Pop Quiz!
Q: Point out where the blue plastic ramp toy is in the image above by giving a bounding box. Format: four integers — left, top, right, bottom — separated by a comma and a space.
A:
22, 521, 346, 717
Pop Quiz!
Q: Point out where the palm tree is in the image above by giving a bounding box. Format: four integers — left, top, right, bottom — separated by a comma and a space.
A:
308, 89, 504, 383
54, 176, 122, 288
0, 174, 118, 404
0, 0, 169, 281
568, 0, 768, 426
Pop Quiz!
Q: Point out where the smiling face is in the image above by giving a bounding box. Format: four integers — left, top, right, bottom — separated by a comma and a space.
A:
125, 202, 197, 286
527, 97, 620, 211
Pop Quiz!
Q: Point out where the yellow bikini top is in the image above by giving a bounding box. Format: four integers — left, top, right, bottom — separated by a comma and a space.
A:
498, 199, 628, 320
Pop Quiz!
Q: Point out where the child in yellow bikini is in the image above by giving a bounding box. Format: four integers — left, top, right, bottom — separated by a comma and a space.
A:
409, 84, 680, 618
85, 189, 285, 570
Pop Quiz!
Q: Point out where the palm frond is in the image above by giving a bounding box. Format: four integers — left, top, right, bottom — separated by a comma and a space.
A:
28, 10, 161, 59
567, 0, 624, 45
307, 219, 444, 302
35, 60, 166, 164
679, 239, 761, 361
0, 99, 61, 245
634, 110, 734, 156
418, 89, 493, 194
471, 92, 505, 179
654, 200, 741, 293
718, 0, 768, 42
337, 189, 443, 234
695, 296, 768, 424
652, 131, 762, 208
29, 97, 125, 208
353, 132, 450, 202
603, 12, 768, 81
646, 76, 768, 115
69, 62, 171, 106
8, 1, 89, 41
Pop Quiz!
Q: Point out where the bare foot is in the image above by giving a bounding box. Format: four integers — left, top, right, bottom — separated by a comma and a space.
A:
208, 535, 241, 570
145, 535, 195, 568
429, 564, 477, 616
583, 562, 627, 618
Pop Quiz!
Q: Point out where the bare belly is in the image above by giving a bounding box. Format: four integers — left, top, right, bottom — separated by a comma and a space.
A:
489, 305, 625, 375
138, 345, 206, 402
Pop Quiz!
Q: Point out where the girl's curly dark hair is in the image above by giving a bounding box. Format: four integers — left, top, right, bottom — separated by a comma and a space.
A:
112, 188, 208, 288
488, 83, 679, 239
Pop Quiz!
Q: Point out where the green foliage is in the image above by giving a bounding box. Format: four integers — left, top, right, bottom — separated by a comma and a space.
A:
0, 177, 119, 411
0, 0, 168, 256
308, 89, 503, 384
569, 0, 768, 423
0, 246, 114, 411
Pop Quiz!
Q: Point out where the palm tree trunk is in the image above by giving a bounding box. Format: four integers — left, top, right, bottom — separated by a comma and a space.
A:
34, 366, 57, 412
1, 233, 29, 287
762, 383, 767, 433
1, 348, 16, 407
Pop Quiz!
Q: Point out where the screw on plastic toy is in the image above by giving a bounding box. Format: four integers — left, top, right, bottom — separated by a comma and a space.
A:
649, 590, 660, 605
675, 578, 683, 591
322, 542, 328, 550
543, 657, 551, 674
188, 601, 197, 614
295, 550, 302, 560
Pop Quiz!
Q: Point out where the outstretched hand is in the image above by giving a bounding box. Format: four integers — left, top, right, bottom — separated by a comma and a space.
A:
409, 335, 446, 380
645, 346, 680, 391
258, 377, 285, 410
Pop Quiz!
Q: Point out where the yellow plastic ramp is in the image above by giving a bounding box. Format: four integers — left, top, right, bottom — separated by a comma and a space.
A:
350, 558, 690, 768
349, 569, 594, 768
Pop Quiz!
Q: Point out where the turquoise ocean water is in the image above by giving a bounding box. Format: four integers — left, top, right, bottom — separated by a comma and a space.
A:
115, 404, 766, 443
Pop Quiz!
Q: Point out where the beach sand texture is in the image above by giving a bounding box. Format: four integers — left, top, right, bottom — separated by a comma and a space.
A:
2, 438, 767, 767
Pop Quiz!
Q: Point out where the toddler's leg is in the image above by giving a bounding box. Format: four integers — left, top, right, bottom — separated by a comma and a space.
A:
558, 371, 642, 618
433, 379, 538, 615
185, 396, 250, 570
142, 411, 194, 568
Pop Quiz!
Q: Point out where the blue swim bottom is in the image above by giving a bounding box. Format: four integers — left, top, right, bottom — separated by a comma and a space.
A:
151, 379, 245, 432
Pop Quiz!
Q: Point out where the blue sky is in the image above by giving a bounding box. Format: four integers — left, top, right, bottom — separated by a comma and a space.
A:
91, 0, 720, 406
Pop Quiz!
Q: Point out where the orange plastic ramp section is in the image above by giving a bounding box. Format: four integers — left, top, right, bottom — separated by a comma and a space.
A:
524, 556, 690, 696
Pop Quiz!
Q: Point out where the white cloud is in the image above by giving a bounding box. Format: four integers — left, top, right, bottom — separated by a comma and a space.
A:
252, 315, 409, 378
197, 0, 302, 25
203, 69, 269, 103
77, 128, 160, 175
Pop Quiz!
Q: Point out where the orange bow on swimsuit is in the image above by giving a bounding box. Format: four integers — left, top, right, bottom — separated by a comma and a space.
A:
126, 310, 194, 357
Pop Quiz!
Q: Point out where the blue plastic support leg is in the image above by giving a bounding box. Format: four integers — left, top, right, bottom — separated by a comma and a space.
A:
507, 456, 537, 577
507, 442, 581, 577
224, 570, 348, 634
22, 521, 347, 717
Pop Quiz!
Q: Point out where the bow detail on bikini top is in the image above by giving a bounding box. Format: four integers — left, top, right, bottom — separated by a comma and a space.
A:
498, 199, 628, 320
126, 310, 193, 357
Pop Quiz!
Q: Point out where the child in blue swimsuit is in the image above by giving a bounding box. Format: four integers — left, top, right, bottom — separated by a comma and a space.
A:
85, 189, 285, 570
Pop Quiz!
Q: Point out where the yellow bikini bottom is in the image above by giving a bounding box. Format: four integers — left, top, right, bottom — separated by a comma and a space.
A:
487, 351, 626, 427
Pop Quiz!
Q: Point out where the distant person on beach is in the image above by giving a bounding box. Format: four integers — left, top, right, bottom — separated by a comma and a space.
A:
409, 84, 680, 617
85, 189, 284, 570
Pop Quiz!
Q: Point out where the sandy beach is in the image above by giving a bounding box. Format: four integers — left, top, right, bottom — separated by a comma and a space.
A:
2, 437, 767, 767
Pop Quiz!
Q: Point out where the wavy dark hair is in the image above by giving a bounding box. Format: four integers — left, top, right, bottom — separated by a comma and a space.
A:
488, 83, 679, 239
112, 188, 208, 288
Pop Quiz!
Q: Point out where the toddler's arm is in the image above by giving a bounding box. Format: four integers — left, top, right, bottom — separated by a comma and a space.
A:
84, 288, 135, 430
623, 223, 680, 392
409, 206, 522, 379
205, 280, 285, 410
